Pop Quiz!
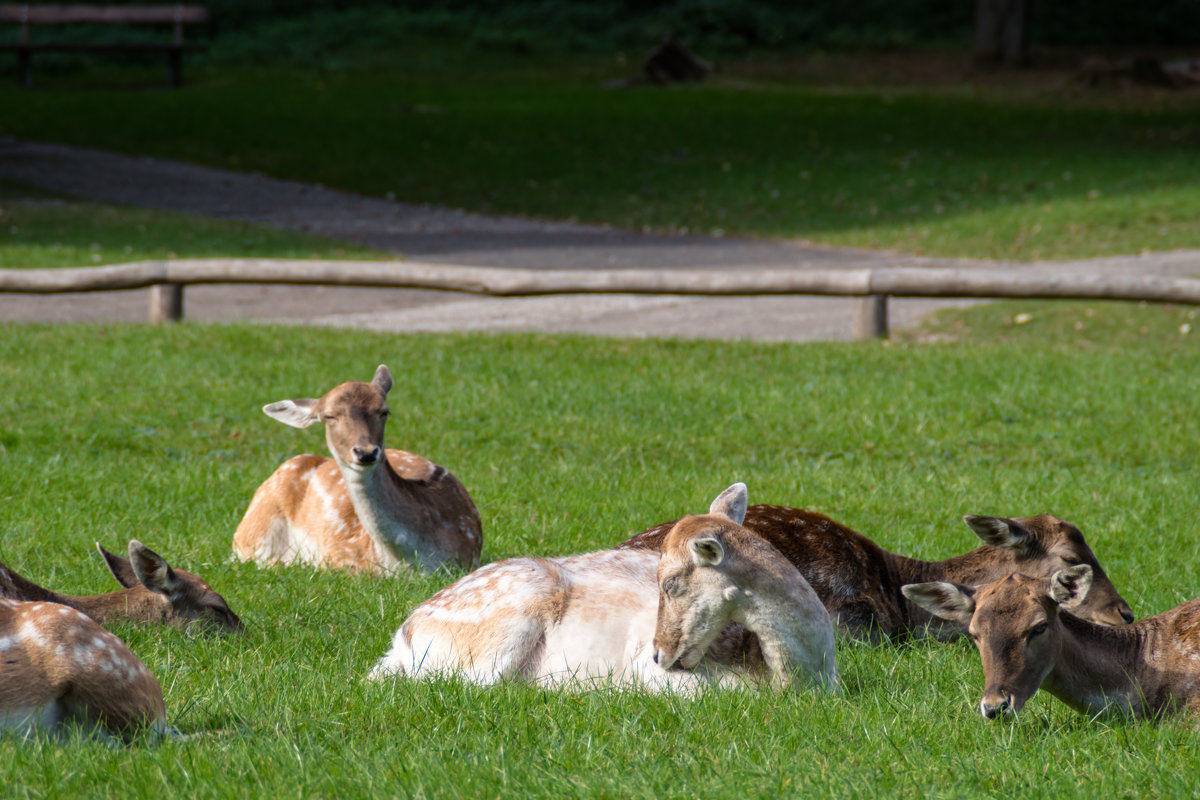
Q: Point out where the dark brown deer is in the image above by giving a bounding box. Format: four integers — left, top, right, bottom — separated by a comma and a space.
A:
620, 505, 1132, 641
0, 541, 241, 634
232, 365, 482, 575
903, 566, 1200, 720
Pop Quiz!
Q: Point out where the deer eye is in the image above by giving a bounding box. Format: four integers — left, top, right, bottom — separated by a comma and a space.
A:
1028, 622, 1048, 638
661, 577, 679, 596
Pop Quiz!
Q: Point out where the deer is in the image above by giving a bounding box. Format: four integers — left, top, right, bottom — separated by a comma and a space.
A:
0, 541, 241, 634
0, 597, 169, 742
369, 483, 838, 693
903, 566, 1200, 720
620, 506, 1133, 642
232, 365, 482, 576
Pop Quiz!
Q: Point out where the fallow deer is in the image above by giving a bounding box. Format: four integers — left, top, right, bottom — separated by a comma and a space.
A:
232, 365, 482, 575
0, 598, 168, 742
620, 507, 1133, 641
369, 484, 837, 693
652, 484, 839, 692
903, 566, 1200, 720
0, 541, 241, 634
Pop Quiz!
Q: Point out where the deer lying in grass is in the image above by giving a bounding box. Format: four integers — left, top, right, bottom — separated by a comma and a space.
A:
903, 566, 1200, 720
620, 506, 1132, 641
0, 598, 169, 742
0, 541, 241, 634
232, 365, 482, 575
369, 484, 838, 693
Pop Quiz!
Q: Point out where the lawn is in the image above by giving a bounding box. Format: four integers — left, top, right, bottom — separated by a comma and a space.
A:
0, 180, 385, 268
1, 319, 1198, 798
2, 52, 1200, 261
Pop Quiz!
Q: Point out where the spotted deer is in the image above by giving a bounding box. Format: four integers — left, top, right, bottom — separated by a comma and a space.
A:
621, 507, 1132, 641
652, 484, 839, 692
904, 566, 1200, 720
369, 484, 835, 693
0, 541, 241, 634
0, 598, 168, 742
232, 365, 482, 575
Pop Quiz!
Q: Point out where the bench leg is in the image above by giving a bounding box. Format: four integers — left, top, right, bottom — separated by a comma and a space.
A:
167, 50, 182, 87
149, 284, 184, 323
17, 50, 31, 88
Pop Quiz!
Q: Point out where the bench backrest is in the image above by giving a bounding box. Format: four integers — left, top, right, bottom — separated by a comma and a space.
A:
0, 5, 209, 25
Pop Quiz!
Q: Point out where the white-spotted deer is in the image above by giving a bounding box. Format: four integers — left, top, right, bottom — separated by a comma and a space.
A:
621, 507, 1133, 641
232, 365, 482, 575
652, 484, 839, 692
903, 566, 1200, 720
0, 598, 168, 742
369, 484, 837, 693
0, 541, 241, 634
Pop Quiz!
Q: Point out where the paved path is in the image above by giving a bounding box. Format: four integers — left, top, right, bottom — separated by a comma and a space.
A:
3, 138, 1197, 340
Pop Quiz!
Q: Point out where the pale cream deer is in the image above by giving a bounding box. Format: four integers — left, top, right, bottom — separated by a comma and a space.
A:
0, 597, 168, 742
369, 484, 836, 693
622, 507, 1133, 641
904, 566, 1200, 720
232, 365, 482, 575
0, 541, 241, 634
652, 484, 839, 692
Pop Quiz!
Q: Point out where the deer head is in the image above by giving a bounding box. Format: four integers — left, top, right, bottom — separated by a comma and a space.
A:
903, 565, 1094, 718
964, 514, 1132, 627
263, 365, 393, 473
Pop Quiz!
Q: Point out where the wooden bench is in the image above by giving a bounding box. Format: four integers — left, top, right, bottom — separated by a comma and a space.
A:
0, 4, 209, 87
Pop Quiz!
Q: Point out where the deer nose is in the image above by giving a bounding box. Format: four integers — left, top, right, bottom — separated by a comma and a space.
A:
1120, 608, 1135, 625
652, 650, 660, 665
980, 695, 1011, 719
353, 445, 380, 464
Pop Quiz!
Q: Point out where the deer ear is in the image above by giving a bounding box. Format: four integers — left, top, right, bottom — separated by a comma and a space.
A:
128, 540, 181, 597
1050, 565, 1093, 609
690, 537, 725, 567
902, 581, 977, 624
96, 542, 139, 589
372, 365, 393, 395
964, 515, 1032, 554
263, 398, 320, 429
708, 483, 747, 525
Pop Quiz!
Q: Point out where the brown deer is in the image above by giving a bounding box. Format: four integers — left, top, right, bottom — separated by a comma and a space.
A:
653, 484, 839, 692
0, 598, 169, 742
903, 566, 1200, 720
370, 484, 837, 693
232, 365, 482, 575
620, 506, 1132, 641
0, 541, 241, 634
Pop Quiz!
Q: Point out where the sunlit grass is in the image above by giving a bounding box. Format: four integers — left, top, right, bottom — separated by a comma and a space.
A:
0, 318, 1198, 797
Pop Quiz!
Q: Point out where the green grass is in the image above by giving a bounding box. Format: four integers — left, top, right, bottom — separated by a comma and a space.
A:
0, 180, 385, 268
3, 55, 1200, 261
1, 317, 1199, 797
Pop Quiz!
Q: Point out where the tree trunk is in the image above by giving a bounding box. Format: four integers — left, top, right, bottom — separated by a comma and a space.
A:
974, 0, 1031, 68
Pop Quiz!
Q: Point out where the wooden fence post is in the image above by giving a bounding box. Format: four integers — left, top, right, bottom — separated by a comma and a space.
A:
854, 294, 888, 340
149, 284, 183, 323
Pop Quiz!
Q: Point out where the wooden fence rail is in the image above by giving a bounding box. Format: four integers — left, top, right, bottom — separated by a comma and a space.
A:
3, 259, 1199, 337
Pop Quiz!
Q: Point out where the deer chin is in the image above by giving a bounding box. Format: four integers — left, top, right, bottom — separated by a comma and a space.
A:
676, 646, 705, 670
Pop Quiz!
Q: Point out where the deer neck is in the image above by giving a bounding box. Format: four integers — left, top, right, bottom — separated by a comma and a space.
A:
732, 557, 834, 689
1041, 612, 1147, 716
337, 454, 428, 572
60, 588, 167, 626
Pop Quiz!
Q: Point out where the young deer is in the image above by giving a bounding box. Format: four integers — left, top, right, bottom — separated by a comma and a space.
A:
904, 566, 1200, 720
652, 484, 839, 692
369, 484, 836, 693
0, 598, 168, 742
620, 506, 1133, 641
232, 365, 482, 575
0, 541, 241, 634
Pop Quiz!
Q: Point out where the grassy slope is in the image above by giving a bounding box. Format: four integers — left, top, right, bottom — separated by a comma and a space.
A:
0, 321, 1198, 797
0, 180, 385, 268
2, 59, 1199, 261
